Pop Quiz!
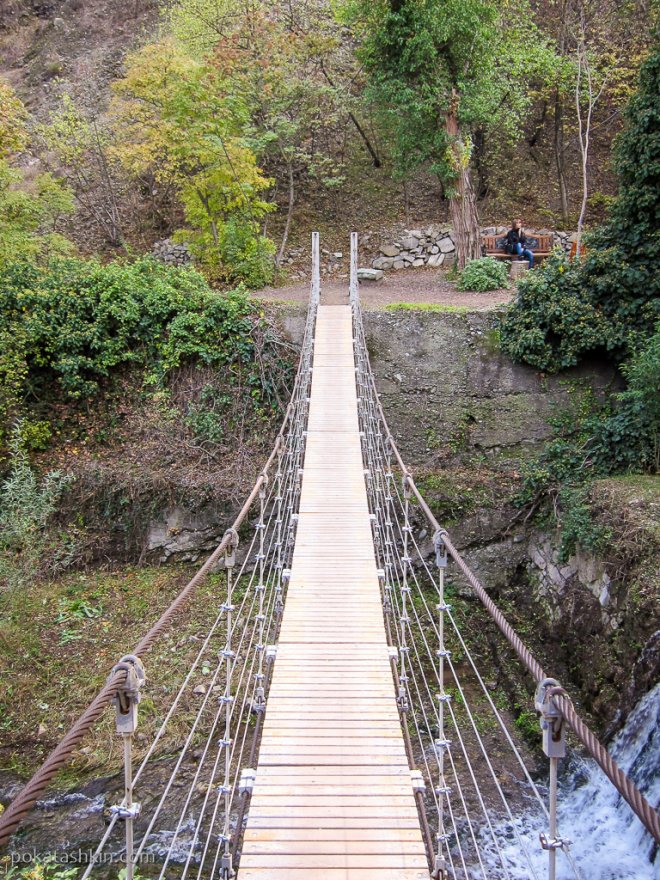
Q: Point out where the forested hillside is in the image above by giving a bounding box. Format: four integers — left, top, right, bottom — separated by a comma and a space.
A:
0, 0, 654, 268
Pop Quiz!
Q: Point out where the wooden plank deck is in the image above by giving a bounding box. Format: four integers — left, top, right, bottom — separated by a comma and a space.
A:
239, 305, 429, 880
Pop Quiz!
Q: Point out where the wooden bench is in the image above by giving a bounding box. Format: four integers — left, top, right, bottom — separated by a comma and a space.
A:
482, 233, 553, 261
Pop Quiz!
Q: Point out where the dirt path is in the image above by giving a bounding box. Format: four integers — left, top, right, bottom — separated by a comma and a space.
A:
255, 267, 513, 310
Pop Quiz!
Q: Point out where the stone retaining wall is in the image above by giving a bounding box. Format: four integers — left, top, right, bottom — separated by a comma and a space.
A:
372, 225, 578, 271
152, 238, 193, 266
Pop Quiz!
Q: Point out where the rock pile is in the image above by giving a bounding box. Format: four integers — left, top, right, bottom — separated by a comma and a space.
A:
153, 238, 193, 266
372, 225, 456, 271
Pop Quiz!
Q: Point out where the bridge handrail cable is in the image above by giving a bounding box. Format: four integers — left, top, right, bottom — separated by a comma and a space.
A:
348, 231, 660, 846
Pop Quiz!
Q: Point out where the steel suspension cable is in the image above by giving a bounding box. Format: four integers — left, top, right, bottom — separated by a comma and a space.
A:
348, 242, 660, 848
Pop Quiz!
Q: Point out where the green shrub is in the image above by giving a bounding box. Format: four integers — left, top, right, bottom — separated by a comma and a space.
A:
499, 253, 611, 371
458, 257, 509, 292
556, 484, 612, 561
590, 326, 660, 473
0, 424, 73, 589
0, 256, 291, 441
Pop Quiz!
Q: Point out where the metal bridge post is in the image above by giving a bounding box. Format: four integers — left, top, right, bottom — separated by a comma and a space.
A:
350, 231, 359, 305
397, 479, 412, 713
220, 528, 239, 879
274, 440, 285, 616
535, 678, 570, 880
254, 477, 268, 712
109, 655, 145, 880
311, 231, 320, 306
432, 531, 450, 879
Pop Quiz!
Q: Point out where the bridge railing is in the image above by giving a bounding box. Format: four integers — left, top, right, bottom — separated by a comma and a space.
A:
0, 236, 323, 871
348, 230, 659, 879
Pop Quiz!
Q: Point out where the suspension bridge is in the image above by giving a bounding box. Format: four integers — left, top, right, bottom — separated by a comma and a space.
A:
0, 234, 657, 879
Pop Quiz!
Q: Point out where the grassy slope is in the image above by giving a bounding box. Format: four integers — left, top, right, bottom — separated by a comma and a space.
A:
0, 564, 233, 782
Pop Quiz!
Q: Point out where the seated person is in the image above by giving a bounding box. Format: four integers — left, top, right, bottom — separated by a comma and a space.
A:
504, 219, 534, 268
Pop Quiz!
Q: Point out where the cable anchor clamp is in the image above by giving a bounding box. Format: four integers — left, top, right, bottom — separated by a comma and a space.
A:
110, 654, 146, 735
109, 801, 141, 820
220, 850, 235, 879
433, 529, 448, 569
432, 854, 448, 880
539, 832, 572, 851
223, 528, 239, 568
534, 677, 567, 759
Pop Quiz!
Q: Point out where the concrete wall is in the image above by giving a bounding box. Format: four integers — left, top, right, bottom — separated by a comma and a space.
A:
363, 308, 619, 464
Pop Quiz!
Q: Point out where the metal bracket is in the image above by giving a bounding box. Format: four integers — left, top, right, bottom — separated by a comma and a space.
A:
534, 677, 567, 759
220, 850, 234, 879
410, 770, 426, 794
223, 528, 239, 568
110, 655, 146, 735
433, 530, 448, 569
109, 802, 141, 820
239, 768, 256, 795
432, 852, 448, 880
539, 832, 572, 851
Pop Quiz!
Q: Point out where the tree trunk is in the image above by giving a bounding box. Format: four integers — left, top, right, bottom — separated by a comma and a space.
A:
319, 63, 382, 168
445, 101, 481, 268
276, 160, 295, 268
472, 128, 489, 200
554, 3, 571, 228
554, 89, 570, 227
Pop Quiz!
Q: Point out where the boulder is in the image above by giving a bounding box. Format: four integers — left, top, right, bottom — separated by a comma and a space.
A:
357, 268, 384, 282
393, 260, 406, 270
408, 229, 424, 239
380, 244, 400, 257
412, 258, 425, 267
439, 237, 455, 254
427, 253, 445, 267
400, 235, 420, 250
430, 245, 440, 254
373, 257, 394, 270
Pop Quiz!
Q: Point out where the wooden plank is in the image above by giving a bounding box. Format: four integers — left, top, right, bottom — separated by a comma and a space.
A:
239, 855, 429, 869
239, 869, 429, 880
245, 817, 421, 830
240, 842, 427, 858
241, 305, 428, 879
244, 828, 424, 842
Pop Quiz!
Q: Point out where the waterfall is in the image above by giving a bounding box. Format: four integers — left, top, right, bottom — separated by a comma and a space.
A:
481, 683, 660, 879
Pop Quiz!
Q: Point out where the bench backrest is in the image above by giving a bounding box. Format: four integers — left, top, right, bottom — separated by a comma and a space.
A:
483, 233, 553, 253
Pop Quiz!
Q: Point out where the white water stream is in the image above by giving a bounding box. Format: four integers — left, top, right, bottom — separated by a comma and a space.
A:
481, 683, 659, 880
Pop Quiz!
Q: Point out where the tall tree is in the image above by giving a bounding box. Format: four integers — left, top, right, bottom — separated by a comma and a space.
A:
0, 79, 74, 269
39, 94, 126, 248
341, 0, 550, 267
111, 39, 274, 284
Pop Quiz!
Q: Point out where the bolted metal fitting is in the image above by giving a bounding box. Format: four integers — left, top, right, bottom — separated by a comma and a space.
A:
239, 768, 256, 795
410, 769, 426, 794
110, 655, 146, 735
539, 832, 572, 851
534, 677, 567, 759
433, 529, 448, 569
110, 802, 141, 820
223, 528, 239, 568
